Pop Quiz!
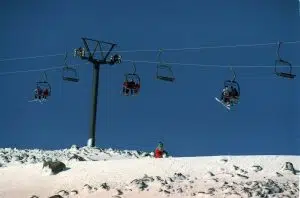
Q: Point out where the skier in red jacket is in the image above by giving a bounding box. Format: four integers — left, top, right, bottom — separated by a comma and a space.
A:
154, 142, 168, 158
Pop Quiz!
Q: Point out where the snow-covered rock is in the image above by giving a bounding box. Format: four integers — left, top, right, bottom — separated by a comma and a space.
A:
0, 145, 154, 167
281, 161, 297, 175
42, 160, 66, 175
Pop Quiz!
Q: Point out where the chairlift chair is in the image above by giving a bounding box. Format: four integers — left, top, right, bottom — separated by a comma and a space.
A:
156, 49, 175, 82
36, 81, 52, 96
62, 67, 80, 82
122, 62, 141, 96
274, 41, 296, 79
33, 72, 51, 101
156, 64, 175, 82
221, 67, 240, 105
62, 52, 80, 82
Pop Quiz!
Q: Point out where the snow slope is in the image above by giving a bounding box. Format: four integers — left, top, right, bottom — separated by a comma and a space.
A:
0, 146, 299, 198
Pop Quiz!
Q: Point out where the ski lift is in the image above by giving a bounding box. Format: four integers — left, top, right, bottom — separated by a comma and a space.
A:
215, 67, 240, 109
122, 61, 141, 96
36, 72, 51, 95
274, 41, 296, 79
30, 72, 51, 103
62, 52, 80, 82
156, 49, 175, 82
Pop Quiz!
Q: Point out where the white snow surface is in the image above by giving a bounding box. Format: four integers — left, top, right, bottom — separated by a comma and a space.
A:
0, 146, 299, 198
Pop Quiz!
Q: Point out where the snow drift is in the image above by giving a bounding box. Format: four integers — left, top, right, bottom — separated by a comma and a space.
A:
0, 146, 299, 198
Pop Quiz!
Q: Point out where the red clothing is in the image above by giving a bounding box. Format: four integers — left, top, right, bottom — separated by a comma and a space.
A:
154, 148, 164, 158
43, 89, 49, 97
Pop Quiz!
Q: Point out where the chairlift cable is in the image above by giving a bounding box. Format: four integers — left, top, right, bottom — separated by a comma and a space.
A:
0, 61, 299, 77
123, 59, 300, 68
1, 40, 300, 62
0, 63, 87, 76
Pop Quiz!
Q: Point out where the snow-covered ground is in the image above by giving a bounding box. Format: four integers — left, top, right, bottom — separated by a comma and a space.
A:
0, 146, 299, 198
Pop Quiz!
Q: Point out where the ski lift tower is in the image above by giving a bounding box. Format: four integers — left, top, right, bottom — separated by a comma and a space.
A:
75, 38, 121, 147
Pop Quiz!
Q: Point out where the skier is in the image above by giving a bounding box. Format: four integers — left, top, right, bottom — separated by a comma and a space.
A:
123, 79, 139, 96
74, 47, 85, 57
127, 79, 135, 89
231, 86, 239, 98
133, 83, 140, 95
220, 86, 230, 104
110, 54, 122, 65
122, 81, 130, 96
34, 86, 43, 100
43, 88, 49, 99
122, 80, 132, 96
154, 142, 168, 158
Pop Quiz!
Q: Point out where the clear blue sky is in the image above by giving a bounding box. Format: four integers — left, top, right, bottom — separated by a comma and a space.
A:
0, 0, 299, 156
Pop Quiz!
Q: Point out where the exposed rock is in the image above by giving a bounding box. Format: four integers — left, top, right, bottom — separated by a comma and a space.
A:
276, 172, 283, 177
207, 187, 216, 195
174, 172, 186, 180
167, 177, 174, 183
57, 190, 69, 196
130, 174, 155, 191
83, 184, 92, 191
82, 184, 97, 193
48, 195, 63, 198
252, 165, 263, 172
236, 173, 249, 179
212, 178, 219, 182
42, 160, 66, 175
131, 180, 148, 191
155, 176, 164, 182
101, 182, 110, 191
68, 154, 86, 161
141, 174, 154, 182
281, 162, 296, 175
114, 189, 123, 195
70, 190, 78, 195
163, 190, 170, 194
176, 188, 183, 193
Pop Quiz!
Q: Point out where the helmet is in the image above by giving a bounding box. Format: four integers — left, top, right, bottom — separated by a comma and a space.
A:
157, 142, 164, 149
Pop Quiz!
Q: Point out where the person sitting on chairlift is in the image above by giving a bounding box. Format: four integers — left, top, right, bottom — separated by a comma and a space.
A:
230, 86, 239, 99
43, 88, 49, 99
74, 47, 85, 57
122, 81, 130, 96
127, 79, 136, 95
133, 83, 140, 95
122, 79, 140, 96
220, 86, 230, 104
110, 54, 121, 65
34, 86, 43, 100
127, 79, 135, 89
